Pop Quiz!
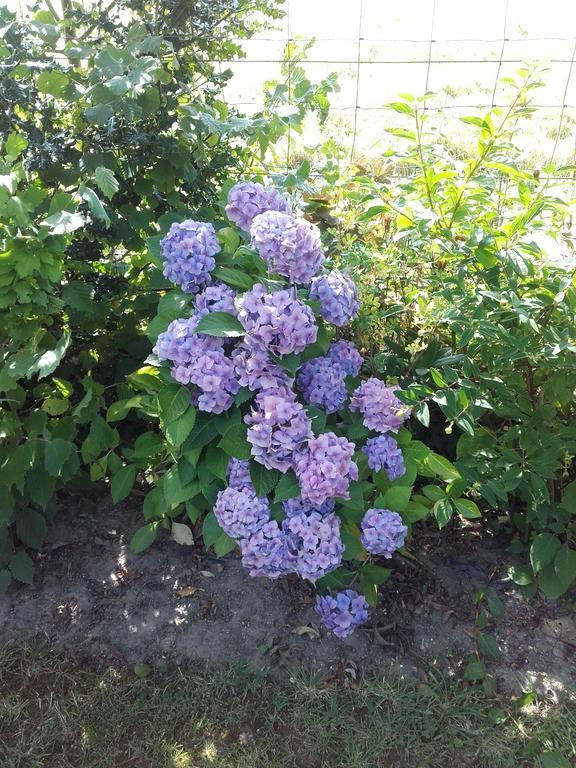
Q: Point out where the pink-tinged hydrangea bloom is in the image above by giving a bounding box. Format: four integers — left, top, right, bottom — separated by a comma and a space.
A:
297, 356, 347, 414
232, 340, 292, 392
240, 520, 293, 578
282, 497, 335, 517
172, 347, 239, 414
309, 270, 359, 326
350, 378, 410, 433
360, 508, 407, 557
194, 282, 237, 317
282, 510, 343, 581
227, 458, 254, 494
226, 182, 291, 232
326, 340, 363, 377
213, 486, 270, 540
161, 220, 219, 293
250, 210, 324, 283
245, 386, 312, 472
294, 432, 358, 506
315, 590, 370, 638
238, 283, 317, 356
362, 435, 405, 480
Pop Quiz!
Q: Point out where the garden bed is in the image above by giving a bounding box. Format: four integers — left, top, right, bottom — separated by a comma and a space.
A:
1, 489, 573, 697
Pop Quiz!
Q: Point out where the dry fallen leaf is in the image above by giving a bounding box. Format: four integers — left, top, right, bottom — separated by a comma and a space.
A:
176, 585, 200, 598
171, 522, 194, 546
199, 570, 215, 578
292, 625, 320, 640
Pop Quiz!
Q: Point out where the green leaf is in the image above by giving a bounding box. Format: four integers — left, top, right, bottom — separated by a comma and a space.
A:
165, 405, 197, 449
424, 453, 461, 481
78, 185, 110, 227
463, 658, 486, 681
554, 548, 576, 591
158, 385, 191, 423
9, 552, 34, 585
218, 423, 251, 460
202, 511, 224, 549
250, 463, 280, 497
16, 508, 47, 550
44, 439, 75, 478
508, 565, 534, 586
381, 486, 411, 513
433, 498, 454, 529
540, 752, 572, 768
477, 633, 502, 661
487, 595, 504, 618
182, 411, 218, 451
195, 311, 244, 337
111, 465, 136, 503
0, 570, 10, 593
454, 499, 482, 519
341, 524, 364, 560
36, 69, 69, 97
274, 470, 300, 503
6, 132, 28, 160
212, 266, 254, 291
28, 331, 71, 380
94, 166, 119, 200
41, 211, 85, 234
530, 533, 561, 573
360, 563, 391, 586
214, 532, 237, 557
538, 563, 566, 599
130, 523, 158, 553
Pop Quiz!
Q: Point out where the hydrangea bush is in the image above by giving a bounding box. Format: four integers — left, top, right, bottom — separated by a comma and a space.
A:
123, 181, 478, 638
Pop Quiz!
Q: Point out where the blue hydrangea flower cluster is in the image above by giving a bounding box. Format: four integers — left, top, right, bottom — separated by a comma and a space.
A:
250, 210, 325, 284
153, 317, 221, 366
326, 340, 364, 377
172, 346, 239, 414
227, 458, 254, 493
362, 435, 405, 480
350, 378, 410, 433
315, 590, 370, 638
294, 432, 359, 506
213, 486, 270, 540
240, 520, 293, 578
232, 341, 292, 392
297, 356, 347, 413
310, 270, 360, 326
282, 496, 335, 517
245, 386, 312, 472
160, 220, 220, 294
238, 283, 317, 356
194, 282, 237, 317
360, 508, 408, 557
225, 182, 291, 232
282, 509, 343, 581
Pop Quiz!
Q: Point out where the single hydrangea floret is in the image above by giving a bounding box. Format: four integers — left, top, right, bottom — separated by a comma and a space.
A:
310, 270, 359, 326
315, 590, 370, 638
240, 520, 293, 578
213, 486, 270, 540
238, 283, 317, 356
245, 386, 312, 472
161, 220, 219, 294
250, 210, 324, 283
282, 510, 343, 581
326, 340, 363, 377
297, 356, 347, 414
226, 182, 291, 232
350, 378, 410, 433
294, 432, 358, 506
360, 508, 407, 558
362, 435, 405, 480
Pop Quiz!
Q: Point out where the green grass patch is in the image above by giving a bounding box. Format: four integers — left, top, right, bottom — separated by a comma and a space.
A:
0, 643, 574, 768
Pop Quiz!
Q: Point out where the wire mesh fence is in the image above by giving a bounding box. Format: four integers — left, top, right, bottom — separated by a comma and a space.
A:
218, 0, 576, 185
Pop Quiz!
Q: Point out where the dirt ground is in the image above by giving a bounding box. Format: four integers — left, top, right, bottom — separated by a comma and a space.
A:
1, 490, 574, 697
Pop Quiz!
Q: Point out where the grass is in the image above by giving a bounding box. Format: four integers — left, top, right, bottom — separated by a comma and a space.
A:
0, 644, 575, 768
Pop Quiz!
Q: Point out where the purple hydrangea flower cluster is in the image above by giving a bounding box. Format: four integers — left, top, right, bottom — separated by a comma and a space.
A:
315, 590, 370, 638
297, 356, 347, 413
194, 283, 237, 317
245, 387, 312, 472
232, 341, 292, 392
227, 458, 254, 493
294, 432, 359, 506
350, 378, 410, 433
310, 270, 360, 326
360, 508, 407, 557
226, 182, 291, 232
282, 510, 343, 581
326, 340, 364, 377
250, 210, 324, 283
172, 346, 239, 414
213, 486, 270, 540
153, 317, 221, 366
238, 283, 317, 356
160, 220, 219, 294
240, 520, 293, 578
282, 497, 335, 517
362, 435, 405, 480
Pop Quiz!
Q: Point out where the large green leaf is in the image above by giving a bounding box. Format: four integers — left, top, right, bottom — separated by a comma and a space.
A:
111, 465, 136, 503
94, 166, 120, 199
250, 463, 279, 497
530, 533, 561, 573
195, 311, 244, 337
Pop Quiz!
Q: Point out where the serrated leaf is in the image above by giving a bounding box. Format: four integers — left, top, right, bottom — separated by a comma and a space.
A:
130, 523, 158, 553
433, 498, 454, 529
9, 552, 34, 585
540, 752, 572, 768
425, 453, 461, 481
530, 533, 561, 573
195, 311, 244, 337
250, 463, 279, 497
44, 439, 75, 477
165, 405, 197, 449
158, 385, 191, 423
454, 499, 482, 519
463, 658, 486, 681
477, 633, 502, 661
202, 511, 224, 549
95, 166, 119, 200
111, 464, 136, 503
274, 470, 300, 502
212, 265, 254, 291
78, 185, 110, 226
554, 548, 576, 591
214, 532, 237, 557
218, 423, 251, 460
